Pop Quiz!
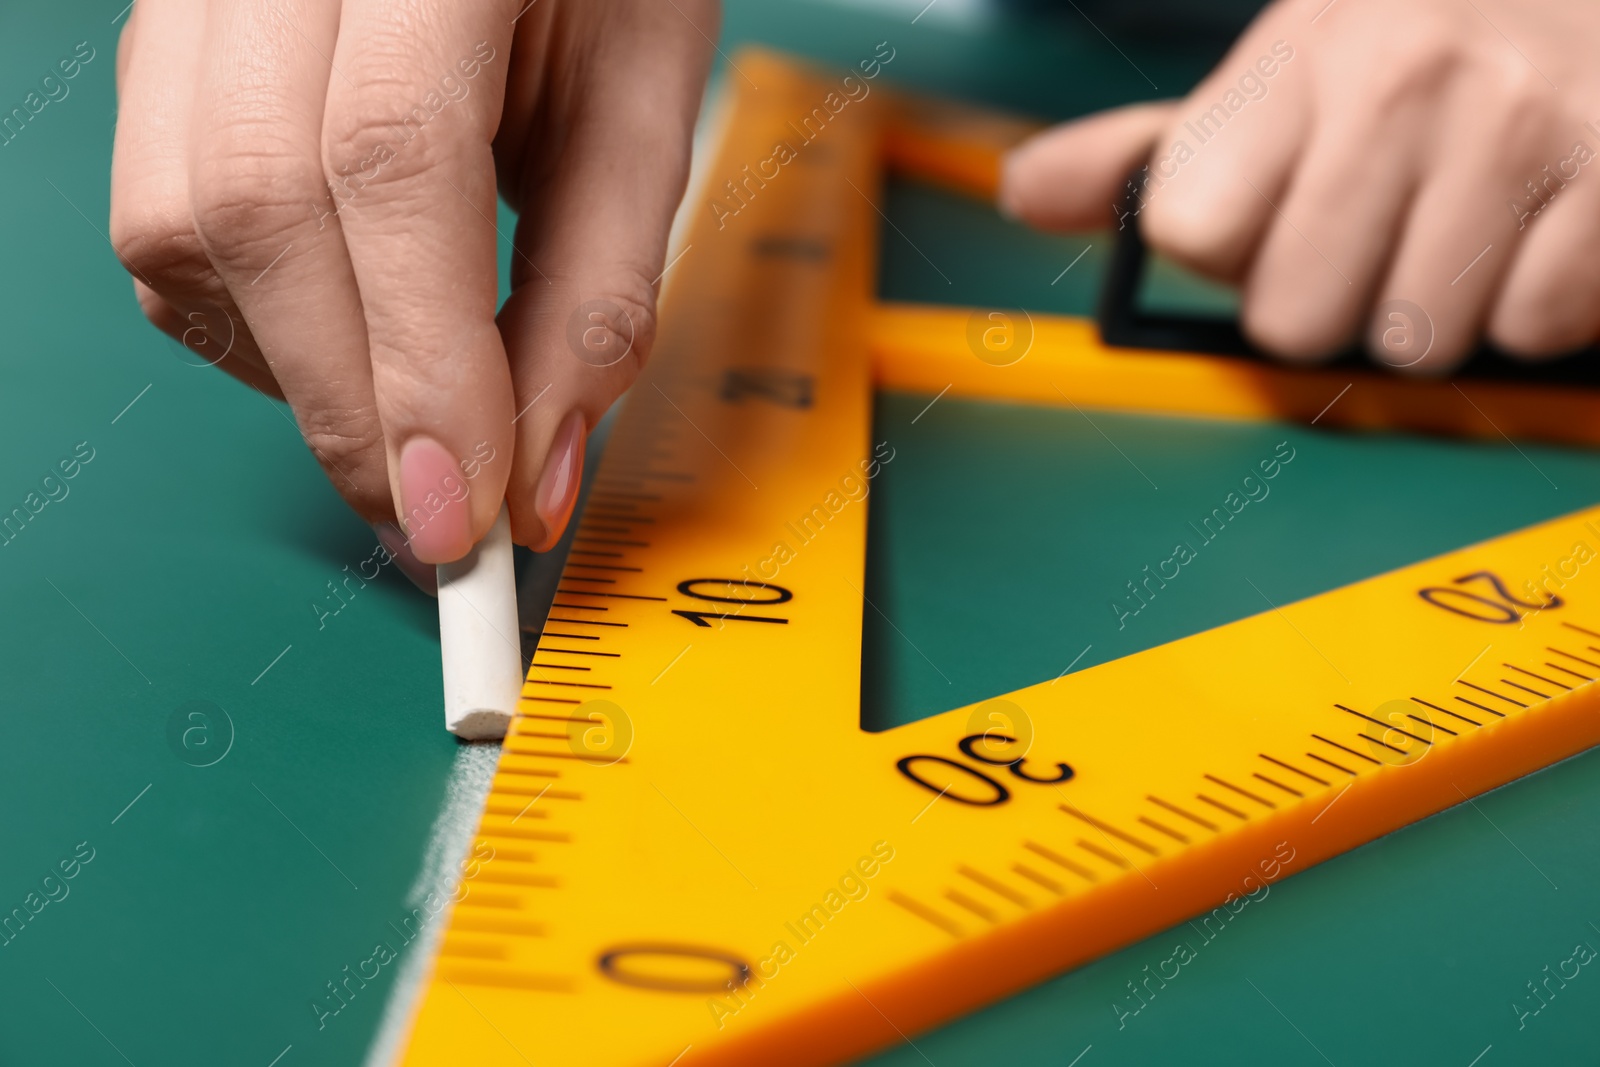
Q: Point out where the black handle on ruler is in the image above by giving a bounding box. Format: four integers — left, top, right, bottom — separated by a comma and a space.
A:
1095, 174, 1600, 387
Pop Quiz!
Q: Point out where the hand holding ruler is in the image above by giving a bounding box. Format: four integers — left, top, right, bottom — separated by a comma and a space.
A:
397, 50, 1600, 1066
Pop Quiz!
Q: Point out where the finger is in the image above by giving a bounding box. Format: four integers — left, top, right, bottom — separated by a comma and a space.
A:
133, 279, 284, 397
998, 103, 1175, 230
1140, 29, 1309, 281
1369, 70, 1557, 372
188, 0, 392, 522
109, 0, 271, 388
495, 0, 716, 551
1238, 87, 1426, 359
322, 1, 517, 563
1488, 157, 1600, 357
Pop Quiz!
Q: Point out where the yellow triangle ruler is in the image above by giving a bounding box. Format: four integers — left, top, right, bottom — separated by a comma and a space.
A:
396, 50, 1600, 1066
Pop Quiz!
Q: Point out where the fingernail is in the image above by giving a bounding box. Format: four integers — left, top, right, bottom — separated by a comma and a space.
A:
374, 522, 438, 596
533, 412, 585, 552
398, 436, 474, 564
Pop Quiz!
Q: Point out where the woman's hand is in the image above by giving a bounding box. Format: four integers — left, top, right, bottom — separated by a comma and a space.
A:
1001, 0, 1600, 371
111, 0, 717, 576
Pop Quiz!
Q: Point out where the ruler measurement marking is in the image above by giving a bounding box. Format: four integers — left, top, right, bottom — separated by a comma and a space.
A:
1059, 804, 1159, 854
568, 550, 625, 559
1547, 646, 1600, 670
557, 590, 668, 602
502, 747, 630, 765
1412, 697, 1480, 726
523, 681, 612, 690
1251, 773, 1303, 798
1410, 714, 1457, 737
1454, 697, 1507, 718
944, 889, 1001, 923
1358, 733, 1410, 757
1544, 662, 1593, 682
1137, 815, 1190, 843
545, 619, 628, 628
1455, 681, 1527, 708
1011, 864, 1065, 895
1499, 679, 1548, 700
563, 564, 643, 573
1305, 752, 1358, 777
888, 891, 964, 938
1075, 840, 1130, 869
539, 633, 600, 642
573, 538, 651, 548
535, 648, 619, 658
1258, 754, 1330, 786
1194, 794, 1249, 821
549, 603, 608, 612
530, 663, 591, 672
1311, 734, 1382, 765
1503, 664, 1568, 690
1022, 840, 1098, 881
1334, 705, 1433, 746
1202, 774, 1278, 808
958, 866, 1032, 909
558, 576, 616, 584
1561, 621, 1600, 639
1146, 796, 1218, 831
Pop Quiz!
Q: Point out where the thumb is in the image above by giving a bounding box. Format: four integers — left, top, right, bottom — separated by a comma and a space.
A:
999, 102, 1177, 230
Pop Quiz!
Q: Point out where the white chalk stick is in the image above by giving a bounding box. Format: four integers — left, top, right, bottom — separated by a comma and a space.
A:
437, 506, 523, 740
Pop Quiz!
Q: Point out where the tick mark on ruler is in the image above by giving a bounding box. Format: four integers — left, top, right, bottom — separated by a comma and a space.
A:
652, 384, 758, 489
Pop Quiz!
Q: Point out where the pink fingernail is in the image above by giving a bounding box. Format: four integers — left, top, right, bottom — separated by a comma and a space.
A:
398, 436, 474, 564
374, 522, 438, 596
534, 412, 586, 551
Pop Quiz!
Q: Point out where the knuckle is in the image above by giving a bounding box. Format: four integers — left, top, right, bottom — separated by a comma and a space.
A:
321, 90, 465, 196
110, 206, 210, 292
562, 272, 660, 379
300, 423, 390, 511
190, 142, 326, 255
